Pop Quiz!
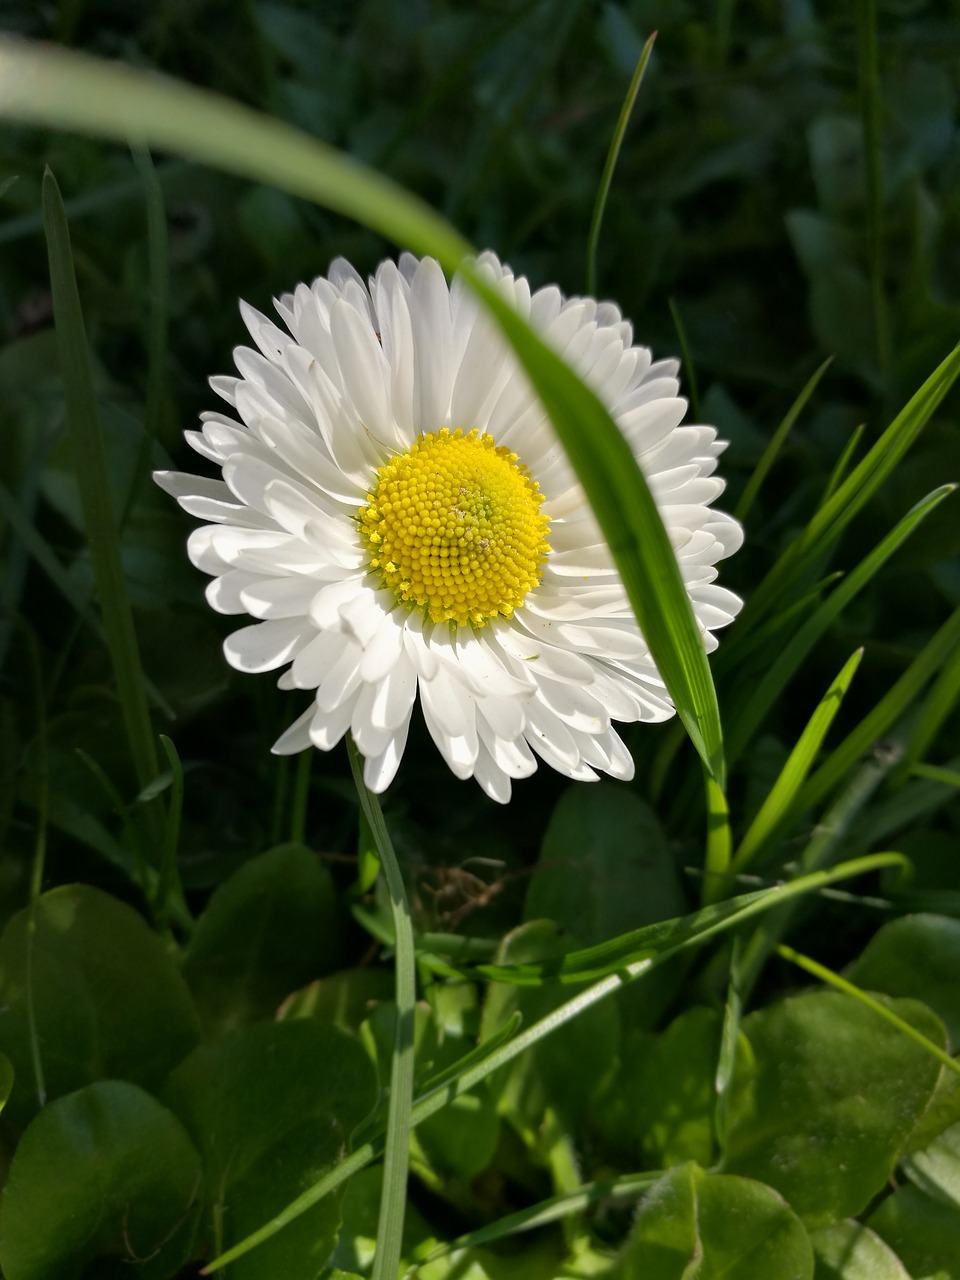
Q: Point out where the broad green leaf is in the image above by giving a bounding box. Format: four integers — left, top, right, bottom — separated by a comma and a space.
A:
279, 967, 395, 1030
725, 990, 945, 1228
526, 784, 686, 944
0, 1081, 202, 1280
847, 915, 960, 1049
183, 843, 341, 1034
0, 884, 199, 1131
869, 1183, 960, 1280
904, 1121, 960, 1211
0, 34, 726, 786
810, 1220, 909, 1280
619, 1162, 814, 1279
163, 1020, 377, 1280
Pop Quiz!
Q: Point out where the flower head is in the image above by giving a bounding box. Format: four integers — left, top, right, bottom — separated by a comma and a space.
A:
155, 253, 743, 801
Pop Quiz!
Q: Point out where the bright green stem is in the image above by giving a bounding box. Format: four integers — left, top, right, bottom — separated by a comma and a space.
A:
702, 774, 732, 905
347, 740, 415, 1280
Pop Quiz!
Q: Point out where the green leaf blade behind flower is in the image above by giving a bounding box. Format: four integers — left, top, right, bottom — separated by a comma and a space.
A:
0, 35, 727, 789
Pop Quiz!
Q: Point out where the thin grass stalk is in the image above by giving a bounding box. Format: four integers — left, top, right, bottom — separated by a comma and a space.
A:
585, 32, 656, 295
42, 169, 162, 844
668, 298, 702, 424
777, 944, 960, 1078
347, 740, 415, 1280
857, 0, 890, 374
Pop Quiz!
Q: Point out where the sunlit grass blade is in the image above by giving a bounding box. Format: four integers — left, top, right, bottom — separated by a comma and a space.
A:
585, 31, 656, 295
412, 1172, 659, 1263
0, 478, 174, 717
347, 741, 415, 1280
726, 485, 955, 766
715, 572, 843, 675
740, 344, 960, 630
463, 266, 725, 784
790, 605, 960, 821
822, 422, 865, 504
734, 356, 833, 523
702, 774, 732, 904
43, 169, 161, 831
154, 734, 187, 932
730, 647, 864, 876
778, 944, 960, 1078
0, 35, 726, 787
668, 297, 702, 423
892, 640, 960, 786
737, 748, 906, 1000
202, 850, 903, 1272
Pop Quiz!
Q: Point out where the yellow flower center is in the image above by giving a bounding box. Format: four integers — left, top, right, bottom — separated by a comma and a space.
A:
358, 428, 550, 628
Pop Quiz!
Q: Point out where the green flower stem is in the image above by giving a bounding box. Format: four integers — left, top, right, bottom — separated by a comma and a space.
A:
347, 740, 416, 1280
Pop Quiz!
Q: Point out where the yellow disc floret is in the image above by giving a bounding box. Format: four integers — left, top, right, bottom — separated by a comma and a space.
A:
358, 428, 550, 628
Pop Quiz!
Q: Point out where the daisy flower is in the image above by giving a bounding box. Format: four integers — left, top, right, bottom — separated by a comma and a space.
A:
155, 253, 743, 802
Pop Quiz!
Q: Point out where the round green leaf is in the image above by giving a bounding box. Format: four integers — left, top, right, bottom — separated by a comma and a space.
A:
0, 1080, 202, 1280
0, 885, 200, 1130
904, 1119, 960, 1210
810, 1219, 909, 1279
620, 1162, 814, 1279
183, 843, 341, 1035
526, 784, 686, 944
869, 1183, 960, 1280
163, 1019, 377, 1279
725, 990, 945, 1228
847, 914, 960, 1048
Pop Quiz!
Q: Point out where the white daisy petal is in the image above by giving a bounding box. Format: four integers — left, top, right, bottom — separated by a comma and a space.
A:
156, 251, 743, 800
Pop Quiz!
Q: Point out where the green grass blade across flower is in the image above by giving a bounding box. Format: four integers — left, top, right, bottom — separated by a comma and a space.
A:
0, 35, 727, 787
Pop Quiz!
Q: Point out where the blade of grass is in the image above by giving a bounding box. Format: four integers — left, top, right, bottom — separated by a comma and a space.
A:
789, 605, 960, 822
347, 739, 415, 1280
910, 763, 960, 788
739, 344, 960, 631
738, 744, 905, 1000
778, 943, 960, 1078
0, 477, 174, 717
715, 934, 743, 1147
822, 422, 866, 504
892, 641, 960, 786
462, 264, 725, 785
726, 485, 955, 766
43, 169, 162, 843
154, 734, 187, 932
585, 33, 657, 294
201, 850, 903, 1272
668, 297, 701, 424
730, 647, 864, 876
857, 0, 889, 374
23, 624, 49, 1108
0, 36, 726, 787
411, 1171, 660, 1264
734, 356, 833, 523
702, 774, 732, 904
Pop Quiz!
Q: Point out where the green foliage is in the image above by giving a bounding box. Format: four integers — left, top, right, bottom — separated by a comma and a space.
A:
0, 2, 958, 1278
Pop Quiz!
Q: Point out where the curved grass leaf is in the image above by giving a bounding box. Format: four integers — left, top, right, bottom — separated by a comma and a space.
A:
0, 35, 725, 785
741, 344, 960, 630
727, 485, 955, 765
730, 647, 864, 875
